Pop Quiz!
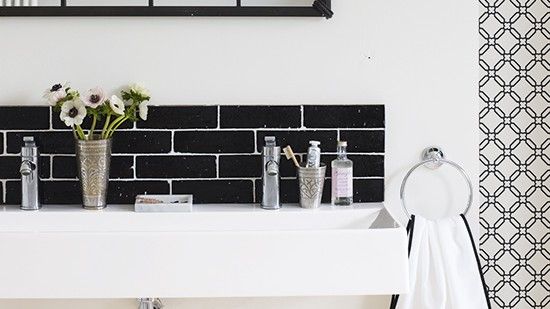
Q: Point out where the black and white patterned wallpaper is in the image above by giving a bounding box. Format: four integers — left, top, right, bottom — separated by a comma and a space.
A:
0, 105, 385, 205
479, 1, 549, 308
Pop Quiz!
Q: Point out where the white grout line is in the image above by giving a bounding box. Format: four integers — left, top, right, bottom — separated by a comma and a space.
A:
217, 105, 221, 129
252, 180, 256, 203
1, 180, 6, 204
215, 154, 219, 179
300, 105, 305, 129
49, 107, 53, 130
170, 131, 175, 154
49, 154, 53, 180
253, 129, 259, 154
132, 156, 137, 179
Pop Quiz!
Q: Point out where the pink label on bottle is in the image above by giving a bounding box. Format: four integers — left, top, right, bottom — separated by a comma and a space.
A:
332, 167, 353, 197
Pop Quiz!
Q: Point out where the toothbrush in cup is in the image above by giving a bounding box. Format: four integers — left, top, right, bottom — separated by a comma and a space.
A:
283, 145, 300, 167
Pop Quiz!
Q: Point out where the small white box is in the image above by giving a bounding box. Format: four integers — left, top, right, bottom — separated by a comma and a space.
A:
134, 195, 193, 212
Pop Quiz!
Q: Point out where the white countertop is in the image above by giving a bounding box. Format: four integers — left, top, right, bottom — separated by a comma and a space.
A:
0, 203, 383, 213
0, 203, 392, 233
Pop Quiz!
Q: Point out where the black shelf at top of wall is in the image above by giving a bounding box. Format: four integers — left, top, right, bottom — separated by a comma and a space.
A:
0, 0, 333, 18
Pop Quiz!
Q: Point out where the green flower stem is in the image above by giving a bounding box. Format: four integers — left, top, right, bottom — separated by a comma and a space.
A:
105, 115, 125, 138
107, 116, 129, 138
75, 125, 86, 140
72, 127, 78, 139
88, 114, 97, 140
101, 114, 111, 139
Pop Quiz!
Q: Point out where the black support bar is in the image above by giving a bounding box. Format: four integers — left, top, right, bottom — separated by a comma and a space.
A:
0, 4, 333, 18
313, 0, 333, 19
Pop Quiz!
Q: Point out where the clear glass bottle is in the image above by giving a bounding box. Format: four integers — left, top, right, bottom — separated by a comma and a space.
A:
331, 141, 353, 206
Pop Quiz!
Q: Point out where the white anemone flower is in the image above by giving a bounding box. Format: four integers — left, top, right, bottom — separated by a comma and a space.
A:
67, 88, 78, 96
138, 102, 148, 121
43, 83, 67, 105
109, 95, 125, 115
82, 87, 106, 109
60, 99, 86, 127
130, 83, 150, 98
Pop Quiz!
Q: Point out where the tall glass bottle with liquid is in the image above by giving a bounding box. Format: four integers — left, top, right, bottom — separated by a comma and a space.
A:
331, 141, 353, 206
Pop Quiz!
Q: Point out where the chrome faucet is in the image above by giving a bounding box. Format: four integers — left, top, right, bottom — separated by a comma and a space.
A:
138, 298, 163, 309
261, 136, 280, 210
20, 136, 40, 211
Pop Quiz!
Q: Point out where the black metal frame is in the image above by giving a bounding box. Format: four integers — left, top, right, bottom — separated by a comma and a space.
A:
0, 0, 333, 18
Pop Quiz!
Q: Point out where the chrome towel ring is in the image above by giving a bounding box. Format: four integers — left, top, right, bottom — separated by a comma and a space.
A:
400, 147, 473, 219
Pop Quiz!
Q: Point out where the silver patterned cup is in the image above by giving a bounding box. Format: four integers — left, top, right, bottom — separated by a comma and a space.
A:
297, 164, 326, 209
75, 139, 112, 210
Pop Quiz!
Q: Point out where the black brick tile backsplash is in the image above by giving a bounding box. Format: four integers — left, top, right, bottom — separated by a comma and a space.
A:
304, 105, 385, 128
52, 156, 77, 178
339, 130, 385, 153
0, 156, 50, 179
6, 180, 82, 204
173, 180, 254, 203
7, 131, 76, 154
112, 131, 172, 154
220, 106, 301, 128
175, 131, 255, 153
0, 107, 50, 130
320, 154, 384, 177
218, 155, 262, 178
353, 179, 385, 202
42, 181, 82, 204
136, 155, 216, 178
0, 105, 384, 205
256, 130, 337, 153
52, 156, 134, 179
107, 181, 170, 204
5, 181, 20, 204
219, 155, 298, 178
137, 106, 217, 129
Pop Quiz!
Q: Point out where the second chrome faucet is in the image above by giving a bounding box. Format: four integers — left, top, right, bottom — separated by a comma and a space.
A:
261, 136, 280, 210
20, 136, 40, 211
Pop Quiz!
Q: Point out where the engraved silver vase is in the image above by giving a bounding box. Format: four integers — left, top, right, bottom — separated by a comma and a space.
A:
75, 139, 112, 210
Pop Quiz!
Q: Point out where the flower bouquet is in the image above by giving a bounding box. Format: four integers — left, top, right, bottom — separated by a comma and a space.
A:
44, 83, 151, 209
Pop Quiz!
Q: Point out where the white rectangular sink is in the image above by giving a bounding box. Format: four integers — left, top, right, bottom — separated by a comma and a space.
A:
0, 203, 408, 298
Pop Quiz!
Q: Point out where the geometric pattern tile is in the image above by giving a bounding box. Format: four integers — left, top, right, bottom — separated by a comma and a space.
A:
479, 1, 550, 308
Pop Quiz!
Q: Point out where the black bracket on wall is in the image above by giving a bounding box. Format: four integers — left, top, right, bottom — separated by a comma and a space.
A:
0, 0, 333, 19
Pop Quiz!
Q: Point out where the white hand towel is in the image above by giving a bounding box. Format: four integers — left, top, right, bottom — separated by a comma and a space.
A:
391, 215, 491, 309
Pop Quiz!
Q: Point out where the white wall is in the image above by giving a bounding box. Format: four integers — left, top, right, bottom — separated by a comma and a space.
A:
0, 1, 478, 308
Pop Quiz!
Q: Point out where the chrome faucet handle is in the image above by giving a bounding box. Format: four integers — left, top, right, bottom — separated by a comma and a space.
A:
266, 161, 279, 176
20, 160, 35, 176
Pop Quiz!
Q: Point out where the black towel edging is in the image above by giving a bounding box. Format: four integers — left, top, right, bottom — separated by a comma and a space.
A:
389, 215, 415, 309
460, 214, 492, 309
